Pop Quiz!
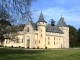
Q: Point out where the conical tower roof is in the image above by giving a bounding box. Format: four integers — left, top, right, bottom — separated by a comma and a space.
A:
37, 12, 47, 23
56, 17, 67, 27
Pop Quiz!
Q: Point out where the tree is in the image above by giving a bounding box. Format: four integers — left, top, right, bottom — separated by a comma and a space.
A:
68, 25, 78, 47
77, 28, 80, 46
0, 0, 36, 24
0, 9, 12, 20
0, 0, 36, 45
0, 19, 11, 45
50, 19, 55, 26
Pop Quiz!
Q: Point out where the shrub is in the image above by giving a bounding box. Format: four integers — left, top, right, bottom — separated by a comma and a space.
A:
5, 46, 7, 47
27, 46, 29, 49
45, 46, 47, 49
11, 46, 13, 48
33, 47, 35, 49
21, 47, 24, 48
0, 45, 4, 47
37, 46, 39, 49
19, 46, 21, 48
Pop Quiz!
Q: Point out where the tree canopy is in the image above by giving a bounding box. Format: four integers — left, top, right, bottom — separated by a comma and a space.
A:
0, 0, 36, 24
68, 25, 78, 47
77, 28, 80, 46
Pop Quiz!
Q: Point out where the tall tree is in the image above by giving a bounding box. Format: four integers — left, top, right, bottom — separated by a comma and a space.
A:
0, 19, 11, 45
0, 0, 36, 24
77, 28, 80, 46
68, 25, 78, 47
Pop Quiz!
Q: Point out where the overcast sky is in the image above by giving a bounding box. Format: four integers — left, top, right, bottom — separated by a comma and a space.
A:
32, 0, 80, 29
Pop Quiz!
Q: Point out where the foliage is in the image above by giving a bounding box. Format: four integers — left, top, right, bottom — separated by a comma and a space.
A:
0, 19, 11, 42
77, 28, 80, 46
37, 46, 39, 49
0, 48, 80, 60
0, 9, 12, 20
50, 19, 55, 26
0, 19, 11, 26
0, 0, 36, 24
68, 25, 78, 47
45, 46, 47, 49
27, 46, 29, 49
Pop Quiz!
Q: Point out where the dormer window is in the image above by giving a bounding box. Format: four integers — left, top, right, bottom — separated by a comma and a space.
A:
27, 27, 29, 32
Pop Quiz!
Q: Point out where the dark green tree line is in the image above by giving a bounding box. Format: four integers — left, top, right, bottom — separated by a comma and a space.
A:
68, 25, 80, 47
77, 28, 80, 46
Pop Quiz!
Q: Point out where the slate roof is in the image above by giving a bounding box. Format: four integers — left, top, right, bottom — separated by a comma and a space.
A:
37, 12, 47, 23
4, 13, 67, 34
46, 24, 64, 34
5, 22, 63, 34
31, 22, 37, 30
56, 17, 67, 27
5, 24, 25, 33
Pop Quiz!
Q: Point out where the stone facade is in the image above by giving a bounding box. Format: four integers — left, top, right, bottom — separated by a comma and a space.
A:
2, 12, 69, 48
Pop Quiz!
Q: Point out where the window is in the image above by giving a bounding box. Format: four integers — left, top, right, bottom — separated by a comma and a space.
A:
22, 39, 23, 43
41, 34, 42, 37
6, 41, 7, 44
48, 37, 50, 40
16, 39, 19, 43
16, 37, 19, 43
39, 40, 40, 43
41, 30, 42, 32
54, 42, 55, 45
27, 39, 30, 45
27, 36, 30, 46
27, 28, 29, 32
35, 41, 36, 44
59, 38, 60, 40
48, 41, 50, 45
54, 37, 55, 40
9, 41, 10, 43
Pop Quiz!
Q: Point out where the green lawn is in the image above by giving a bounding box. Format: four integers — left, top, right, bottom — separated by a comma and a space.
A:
0, 48, 80, 60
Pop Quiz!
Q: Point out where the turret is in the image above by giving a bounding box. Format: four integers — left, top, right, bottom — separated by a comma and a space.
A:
37, 12, 47, 26
56, 17, 69, 48
36, 12, 47, 48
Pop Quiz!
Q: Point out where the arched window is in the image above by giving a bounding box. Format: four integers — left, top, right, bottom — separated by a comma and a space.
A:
27, 36, 30, 46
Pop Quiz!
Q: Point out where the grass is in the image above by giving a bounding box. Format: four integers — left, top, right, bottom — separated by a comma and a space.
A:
0, 48, 80, 60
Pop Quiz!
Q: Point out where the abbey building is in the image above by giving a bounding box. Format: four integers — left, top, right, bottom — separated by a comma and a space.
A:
0, 12, 69, 48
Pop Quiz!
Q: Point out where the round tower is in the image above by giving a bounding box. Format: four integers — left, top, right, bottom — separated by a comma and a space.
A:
36, 12, 47, 48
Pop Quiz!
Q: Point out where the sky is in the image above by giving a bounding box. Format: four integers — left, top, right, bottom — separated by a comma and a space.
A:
31, 0, 80, 29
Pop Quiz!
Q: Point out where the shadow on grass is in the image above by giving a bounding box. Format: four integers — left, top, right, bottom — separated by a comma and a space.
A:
0, 48, 47, 54
0, 48, 47, 60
